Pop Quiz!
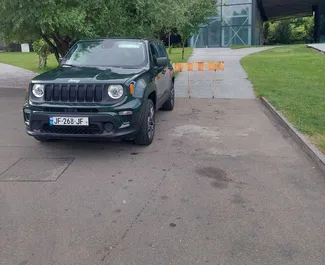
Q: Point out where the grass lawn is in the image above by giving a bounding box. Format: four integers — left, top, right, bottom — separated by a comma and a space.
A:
167, 47, 193, 63
0, 52, 58, 73
0, 47, 193, 73
241, 44, 325, 152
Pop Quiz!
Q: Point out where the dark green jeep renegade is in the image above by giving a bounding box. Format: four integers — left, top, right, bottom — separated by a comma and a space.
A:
23, 38, 175, 145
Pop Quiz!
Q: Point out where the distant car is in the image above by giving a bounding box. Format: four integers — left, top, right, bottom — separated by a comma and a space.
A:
23, 38, 175, 145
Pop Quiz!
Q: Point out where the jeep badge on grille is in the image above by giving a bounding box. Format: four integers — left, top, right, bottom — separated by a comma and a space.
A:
68, 79, 80, 83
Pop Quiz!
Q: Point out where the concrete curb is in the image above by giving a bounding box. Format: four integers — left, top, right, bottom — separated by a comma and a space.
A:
306, 44, 325, 54
261, 97, 325, 173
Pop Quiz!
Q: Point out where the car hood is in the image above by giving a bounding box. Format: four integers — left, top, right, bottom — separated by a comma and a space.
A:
33, 66, 146, 84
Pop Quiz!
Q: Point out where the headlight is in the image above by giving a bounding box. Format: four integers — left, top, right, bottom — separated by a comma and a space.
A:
108, 85, 124, 99
32, 84, 45, 98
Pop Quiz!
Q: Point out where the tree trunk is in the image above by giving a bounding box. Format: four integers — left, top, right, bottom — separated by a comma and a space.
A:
168, 31, 171, 47
38, 55, 41, 69
182, 41, 185, 60
40, 33, 60, 63
52, 33, 70, 56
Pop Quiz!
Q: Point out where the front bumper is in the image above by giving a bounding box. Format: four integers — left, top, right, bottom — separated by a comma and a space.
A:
23, 101, 144, 140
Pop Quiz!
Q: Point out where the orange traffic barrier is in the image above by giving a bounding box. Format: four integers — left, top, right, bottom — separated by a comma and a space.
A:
171, 61, 224, 99
172, 61, 224, 72
187, 62, 194, 72
197, 62, 204, 71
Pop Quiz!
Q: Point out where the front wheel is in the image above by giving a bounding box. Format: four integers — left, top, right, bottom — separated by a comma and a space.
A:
134, 99, 155, 146
162, 84, 175, 111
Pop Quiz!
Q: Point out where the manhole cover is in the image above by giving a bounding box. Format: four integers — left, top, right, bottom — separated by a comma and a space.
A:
0, 157, 74, 182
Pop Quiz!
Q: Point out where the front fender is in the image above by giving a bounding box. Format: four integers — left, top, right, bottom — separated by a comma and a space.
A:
132, 73, 157, 102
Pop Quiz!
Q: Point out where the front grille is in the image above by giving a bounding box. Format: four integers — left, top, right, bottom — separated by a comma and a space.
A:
44, 84, 104, 103
44, 107, 99, 113
42, 124, 102, 135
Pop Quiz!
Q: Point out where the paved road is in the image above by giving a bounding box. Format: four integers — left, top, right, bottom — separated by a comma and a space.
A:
0, 87, 325, 265
0, 63, 36, 89
175, 47, 272, 99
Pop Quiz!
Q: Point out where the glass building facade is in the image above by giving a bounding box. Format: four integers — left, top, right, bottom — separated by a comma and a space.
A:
190, 0, 260, 48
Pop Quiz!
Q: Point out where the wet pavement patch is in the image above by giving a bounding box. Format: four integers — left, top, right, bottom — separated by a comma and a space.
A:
210, 181, 228, 189
196, 167, 229, 181
196, 166, 232, 189
0, 157, 74, 182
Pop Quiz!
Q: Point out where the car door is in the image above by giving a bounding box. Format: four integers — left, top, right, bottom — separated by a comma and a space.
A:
149, 42, 165, 106
155, 42, 172, 101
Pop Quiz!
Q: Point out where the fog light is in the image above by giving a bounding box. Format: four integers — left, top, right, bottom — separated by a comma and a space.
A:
104, 122, 114, 132
23, 109, 31, 125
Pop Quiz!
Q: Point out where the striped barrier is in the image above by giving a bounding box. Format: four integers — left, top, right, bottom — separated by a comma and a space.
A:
172, 61, 224, 72
171, 61, 224, 98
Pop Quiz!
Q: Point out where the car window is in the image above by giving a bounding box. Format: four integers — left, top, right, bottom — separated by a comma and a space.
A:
156, 42, 167, 58
149, 43, 159, 66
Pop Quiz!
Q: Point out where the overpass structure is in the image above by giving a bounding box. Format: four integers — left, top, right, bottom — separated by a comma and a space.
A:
189, 0, 325, 47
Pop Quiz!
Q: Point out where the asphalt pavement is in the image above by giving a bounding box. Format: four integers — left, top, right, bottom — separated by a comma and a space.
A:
1, 87, 325, 265
175, 47, 272, 99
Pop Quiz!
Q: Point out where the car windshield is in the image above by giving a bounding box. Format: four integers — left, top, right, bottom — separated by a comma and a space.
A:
64, 39, 148, 68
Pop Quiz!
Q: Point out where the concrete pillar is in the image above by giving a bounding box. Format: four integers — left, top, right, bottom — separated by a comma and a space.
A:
313, 5, 321, 43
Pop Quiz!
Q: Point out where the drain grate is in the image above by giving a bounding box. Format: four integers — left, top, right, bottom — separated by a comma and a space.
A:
0, 157, 74, 182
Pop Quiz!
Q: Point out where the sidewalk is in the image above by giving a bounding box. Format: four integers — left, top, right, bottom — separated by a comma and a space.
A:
0, 63, 36, 89
175, 47, 271, 99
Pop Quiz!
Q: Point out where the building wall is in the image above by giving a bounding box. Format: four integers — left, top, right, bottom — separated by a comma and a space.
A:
190, 0, 258, 47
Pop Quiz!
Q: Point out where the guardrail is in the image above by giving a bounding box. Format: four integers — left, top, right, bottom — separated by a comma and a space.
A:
172, 61, 224, 98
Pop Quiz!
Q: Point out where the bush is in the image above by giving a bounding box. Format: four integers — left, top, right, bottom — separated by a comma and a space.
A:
32, 39, 51, 69
266, 17, 314, 45
273, 20, 292, 44
263, 22, 270, 44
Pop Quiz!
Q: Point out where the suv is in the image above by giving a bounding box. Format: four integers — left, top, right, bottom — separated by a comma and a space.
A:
23, 38, 175, 146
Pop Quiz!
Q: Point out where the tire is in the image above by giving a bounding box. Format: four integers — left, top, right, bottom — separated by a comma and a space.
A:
162, 84, 175, 111
134, 99, 155, 146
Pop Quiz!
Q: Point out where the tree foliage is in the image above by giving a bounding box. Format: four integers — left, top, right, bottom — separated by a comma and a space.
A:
171, 0, 217, 59
32, 39, 51, 69
264, 17, 314, 45
0, 0, 216, 62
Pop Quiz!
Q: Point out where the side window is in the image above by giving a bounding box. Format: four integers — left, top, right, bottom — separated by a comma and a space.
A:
156, 42, 167, 58
150, 43, 159, 66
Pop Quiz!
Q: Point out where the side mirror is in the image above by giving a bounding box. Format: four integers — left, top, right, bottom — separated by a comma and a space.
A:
59, 57, 66, 66
156, 57, 168, 67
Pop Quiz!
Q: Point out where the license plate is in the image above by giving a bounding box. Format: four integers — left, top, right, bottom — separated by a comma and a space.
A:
50, 117, 89, 126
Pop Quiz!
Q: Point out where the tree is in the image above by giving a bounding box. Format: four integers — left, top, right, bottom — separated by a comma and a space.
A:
0, 0, 216, 63
273, 19, 292, 44
0, 0, 174, 62
173, 0, 217, 59
33, 39, 51, 69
